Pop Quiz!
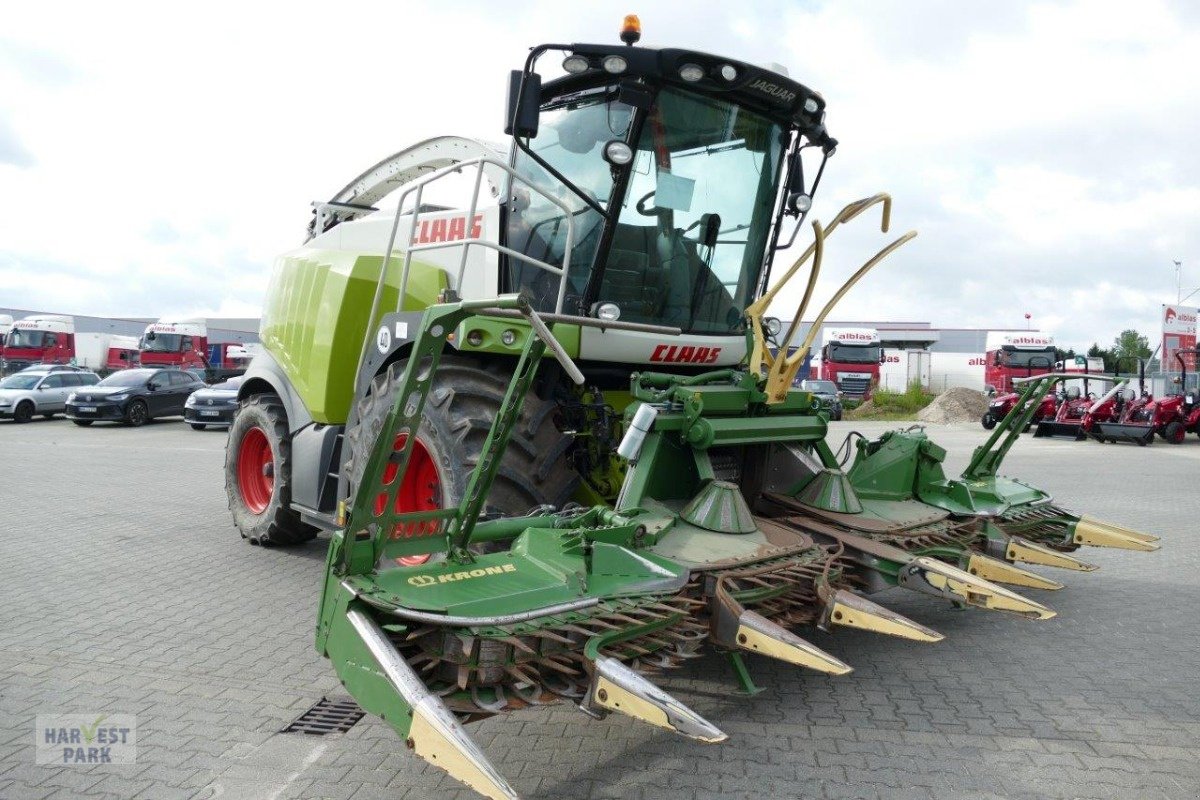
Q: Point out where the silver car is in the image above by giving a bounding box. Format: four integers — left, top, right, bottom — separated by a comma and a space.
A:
0, 368, 101, 422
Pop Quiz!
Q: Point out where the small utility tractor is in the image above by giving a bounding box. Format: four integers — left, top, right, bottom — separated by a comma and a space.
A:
1033, 371, 1120, 440
982, 384, 1055, 431
1172, 348, 1200, 441
1084, 358, 1183, 445
229, 21, 1160, 799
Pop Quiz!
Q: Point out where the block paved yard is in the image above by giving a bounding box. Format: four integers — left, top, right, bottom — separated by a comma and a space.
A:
1, 416, 1198, 800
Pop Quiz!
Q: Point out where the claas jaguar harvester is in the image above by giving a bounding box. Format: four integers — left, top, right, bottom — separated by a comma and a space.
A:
227, 19, 1160, 799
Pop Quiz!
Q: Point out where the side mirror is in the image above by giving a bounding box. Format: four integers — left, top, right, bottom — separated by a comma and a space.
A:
505, 70, 541, 138
147, 382, 158, 392
992, 353, 1001, 366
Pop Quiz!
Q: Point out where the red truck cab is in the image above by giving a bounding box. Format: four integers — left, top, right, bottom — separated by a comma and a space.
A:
984, 332, 1055, 394
1, 315, 76, 373
815, 328, 881, 400
140, 319, 209, 369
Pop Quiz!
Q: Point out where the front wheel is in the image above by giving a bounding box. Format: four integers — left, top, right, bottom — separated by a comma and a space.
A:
13, 401, 34, 424
125, 400, 148, 427
981, 412, 997, 430
225, 394, 318, 546
1163, 421, 1185, 444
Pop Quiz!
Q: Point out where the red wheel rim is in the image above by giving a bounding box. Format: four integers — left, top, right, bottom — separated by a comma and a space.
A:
237, 426, 274, 515
375, 433, 440, 566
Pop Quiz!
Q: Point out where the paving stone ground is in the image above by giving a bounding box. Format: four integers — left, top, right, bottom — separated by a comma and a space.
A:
1, 416, 1197, 800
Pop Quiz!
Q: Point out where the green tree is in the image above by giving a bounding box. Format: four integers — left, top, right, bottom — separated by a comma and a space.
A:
1110, 329, 1151, 374
1086, 342, 1113, 372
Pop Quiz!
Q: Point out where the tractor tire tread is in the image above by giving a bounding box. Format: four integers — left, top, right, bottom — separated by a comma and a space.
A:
343, 356, 577, 518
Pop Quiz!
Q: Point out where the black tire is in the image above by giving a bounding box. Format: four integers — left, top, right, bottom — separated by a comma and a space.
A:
225, 393, 318, 546
125, 400, 148, 427
72, 420, 94, 427
343, 356, 578, 521
13, 401, 34, 424
190, 423, 206, 431
981, 412, 997, 430
1164, 421, 1185, 445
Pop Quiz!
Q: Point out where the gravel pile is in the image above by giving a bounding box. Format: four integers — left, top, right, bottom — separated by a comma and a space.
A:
917, 387, 989, 424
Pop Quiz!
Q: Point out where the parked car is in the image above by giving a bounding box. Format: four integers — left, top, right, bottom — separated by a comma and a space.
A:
799, 378, 845, 421
0, 368, 101, 422
184, 375, 244, 430
65, 368, 205, 427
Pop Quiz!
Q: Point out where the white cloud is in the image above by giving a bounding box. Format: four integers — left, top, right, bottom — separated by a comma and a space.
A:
0, 0, 1197, 352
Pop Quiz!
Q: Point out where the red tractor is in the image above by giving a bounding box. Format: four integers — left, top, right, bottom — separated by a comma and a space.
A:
980, 354, 1055, 430
1033, 368, 1113, 439
1088, 353, 1198, 445
982, 387, 1056, 431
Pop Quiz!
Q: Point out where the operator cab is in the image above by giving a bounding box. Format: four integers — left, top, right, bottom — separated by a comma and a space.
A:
502, 17, 834, 334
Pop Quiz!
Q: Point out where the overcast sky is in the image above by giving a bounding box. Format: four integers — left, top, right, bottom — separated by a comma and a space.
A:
2, 0, 1197, 351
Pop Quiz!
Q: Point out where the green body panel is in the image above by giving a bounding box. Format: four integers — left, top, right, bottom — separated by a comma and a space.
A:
260, 249, 447, 424
846, 427, 1053, 516
357, 527, 686, 616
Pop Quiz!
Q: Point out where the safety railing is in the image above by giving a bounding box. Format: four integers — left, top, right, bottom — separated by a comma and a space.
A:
355, 156, 577, 377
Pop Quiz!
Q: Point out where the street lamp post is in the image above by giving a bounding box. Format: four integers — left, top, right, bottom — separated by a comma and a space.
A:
1175, 259, 1183, 303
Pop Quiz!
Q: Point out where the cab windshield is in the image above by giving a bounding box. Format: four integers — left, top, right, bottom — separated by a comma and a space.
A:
507, 87, 633, 310
508, 85, 784, 333
1002, 347, 1055, 368
604, 88, 783, 333
828, 343, 881, 364
142, 333, 184, 352
6, 329, 49, 348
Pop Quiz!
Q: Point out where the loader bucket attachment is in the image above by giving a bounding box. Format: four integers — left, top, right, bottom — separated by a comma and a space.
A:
1091, 422, 1156, 445
583, 656, 727, 742
1033, 420, 1086, 439
1072, 516, 1161, 552
1005, 536, 1099, 572
897, 557, 1057, 620
965, 553, 1064, 591
820, 589, 944, 642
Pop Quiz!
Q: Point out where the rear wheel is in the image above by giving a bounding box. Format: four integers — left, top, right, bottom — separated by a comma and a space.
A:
343, 357, 577, 563
225, 394, 318, 546
125, 400, 148, 427
1164, 421, 1185, 444
13, 401, 34, 423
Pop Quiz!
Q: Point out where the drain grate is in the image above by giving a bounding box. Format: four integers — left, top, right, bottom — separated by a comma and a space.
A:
282, 696, 365, 735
